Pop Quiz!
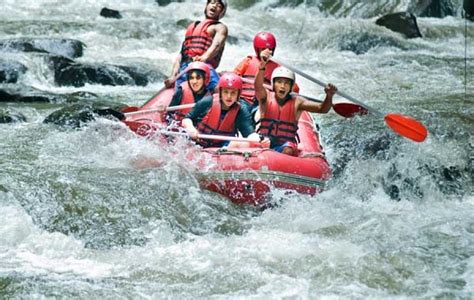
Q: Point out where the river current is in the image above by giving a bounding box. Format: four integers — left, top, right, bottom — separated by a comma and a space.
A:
1, 0, 473, 298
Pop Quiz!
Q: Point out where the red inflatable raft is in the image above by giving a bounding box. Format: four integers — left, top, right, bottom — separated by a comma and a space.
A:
122, 89, 332, 206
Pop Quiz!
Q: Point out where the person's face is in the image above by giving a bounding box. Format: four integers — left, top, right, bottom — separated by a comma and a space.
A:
273, 78, 292, 100
205, 0, 224, 20
220, 88, 239, 109
188, 71, 205, 93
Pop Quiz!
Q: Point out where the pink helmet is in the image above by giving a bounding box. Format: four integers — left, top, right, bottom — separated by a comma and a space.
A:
218, 72, 242, 91
253, 32, 276, 57
186, 62, 211, 86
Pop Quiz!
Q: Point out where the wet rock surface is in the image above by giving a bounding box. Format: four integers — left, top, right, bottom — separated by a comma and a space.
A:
43, 101, 128, 128
0, 60, 27, 84
49, 56, 165, 87
100, 7, 122, 19
0, 108, 27, 123
0, 38, 85, 59
376, 12, 422, 39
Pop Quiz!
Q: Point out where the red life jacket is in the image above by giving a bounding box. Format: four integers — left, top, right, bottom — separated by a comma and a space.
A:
181, 19, 223, 69
197, 94, 240, 147
240, 56, 279, 104
257, 92, 298, 144
173, 82, 210, 121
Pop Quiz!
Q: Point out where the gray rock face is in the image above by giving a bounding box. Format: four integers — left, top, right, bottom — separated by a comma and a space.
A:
0, 108, 27, 123
0, 38, 85, 59
0, 88, 55, 103
465, 0, 474, 20
0, 60, 27, 83
43, 101, 128, 128
156, 0, 185, 6
409, 0, 457, 18
376, 12, 422, 39
49, 56, 164, 87
100, 7, 122, 19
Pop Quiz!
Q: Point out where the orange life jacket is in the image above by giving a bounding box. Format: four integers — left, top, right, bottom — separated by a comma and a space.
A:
239, 56, 279, 104
181, 19, 223, 69
197, 94, 240, 147
257, 92, 298, 144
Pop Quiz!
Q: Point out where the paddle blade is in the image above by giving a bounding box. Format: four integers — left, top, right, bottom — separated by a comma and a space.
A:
333, 102, 369, 118
384, 114, 428, 142
121, 106, 140, 113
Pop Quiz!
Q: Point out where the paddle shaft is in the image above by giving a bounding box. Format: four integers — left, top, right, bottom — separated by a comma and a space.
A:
270, 57, 383, 116
124, 103, 195, 117
240, 77, 323, 103
160, 130, 256, 143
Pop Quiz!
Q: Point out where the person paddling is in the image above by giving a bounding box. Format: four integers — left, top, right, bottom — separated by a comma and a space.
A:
234, 32, 299, 113
255, 55, 337, 156
164, 62, 213, 123
165, 0, 228, 91
182, 72, 267, 148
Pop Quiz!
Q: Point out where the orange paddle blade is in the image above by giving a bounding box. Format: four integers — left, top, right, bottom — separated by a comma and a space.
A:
384, 114, 428, 142
333, 102, 369, 118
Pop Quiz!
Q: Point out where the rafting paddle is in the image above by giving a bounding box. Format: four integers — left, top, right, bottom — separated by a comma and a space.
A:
271, 57, 428, 142
115, 68, 192, 119
240, 77, 362, 119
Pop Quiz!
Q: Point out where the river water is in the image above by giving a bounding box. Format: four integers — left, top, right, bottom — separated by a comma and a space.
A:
1, 0, 473, 298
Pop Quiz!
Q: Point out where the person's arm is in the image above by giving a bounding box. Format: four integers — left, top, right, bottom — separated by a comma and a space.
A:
194, 24, 227, 63
235, 105, 255, 137
182, 96, 213, 139
255, 57, 268, 104
232, 106, 271, 148
169, 86, 183, 107
164, 55, 182, 88
298, 83, 337, 113
181, 118, 199, 139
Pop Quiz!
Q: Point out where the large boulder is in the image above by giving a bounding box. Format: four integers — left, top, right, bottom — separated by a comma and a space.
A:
43, 101, 128, 128
0, 38, 85, 59
375, 12, 422, 39
49, 56, 165, 87
409, 0, 457, 18
0, 60, 27, 83
0, 88, 57, 103
0, 108, 27, 123
156, 0, 184, 6
100, 7, 122, 19
465, 0, 474, 21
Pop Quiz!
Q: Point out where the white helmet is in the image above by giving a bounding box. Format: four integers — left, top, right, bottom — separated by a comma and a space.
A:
271, 66, 295, 84
206, 0, 228, 20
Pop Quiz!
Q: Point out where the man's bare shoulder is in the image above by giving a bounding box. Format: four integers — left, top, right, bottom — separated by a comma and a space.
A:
209, 22, 228, 34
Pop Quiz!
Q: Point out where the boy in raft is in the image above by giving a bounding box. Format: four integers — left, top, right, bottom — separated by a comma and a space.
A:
165, 62, 214, 123
182, 72, 268, 148
164, 0, 228, 91
234, 32, 299, 113
255, 55, 337, 156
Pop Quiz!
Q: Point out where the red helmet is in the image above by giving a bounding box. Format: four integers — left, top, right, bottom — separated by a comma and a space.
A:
253, 32, 276, 57
218, 72, 242, 91
186, 62, 211, 86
